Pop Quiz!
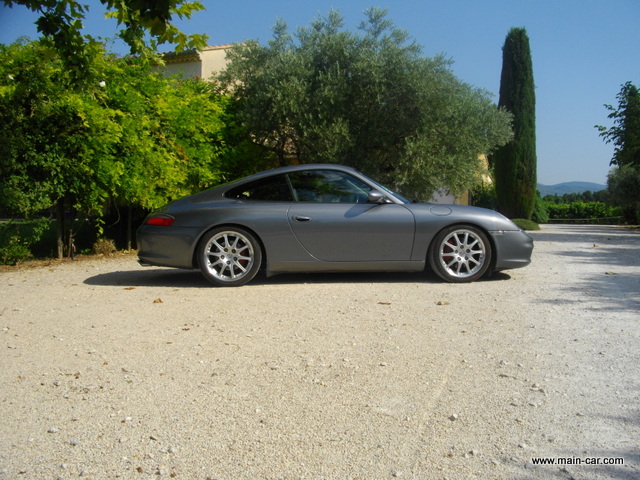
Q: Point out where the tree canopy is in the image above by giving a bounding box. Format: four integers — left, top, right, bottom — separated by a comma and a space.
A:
597, 81, 640, 170
2, 0, 208, 84
220, 8, 513, 200
0, 39, 230, 256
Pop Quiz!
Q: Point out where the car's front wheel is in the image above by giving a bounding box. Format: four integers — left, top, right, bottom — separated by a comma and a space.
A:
428, 225, 492, 283
197, 227, 262, 287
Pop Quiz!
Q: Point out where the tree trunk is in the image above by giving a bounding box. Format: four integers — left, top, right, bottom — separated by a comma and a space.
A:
127, 205, 133, 251
55, 200, 65, 259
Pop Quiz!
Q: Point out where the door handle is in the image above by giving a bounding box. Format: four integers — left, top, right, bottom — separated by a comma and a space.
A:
294, 215, 311, 222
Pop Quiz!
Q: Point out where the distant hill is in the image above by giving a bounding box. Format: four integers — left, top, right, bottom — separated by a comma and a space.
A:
537, 182, 606, 197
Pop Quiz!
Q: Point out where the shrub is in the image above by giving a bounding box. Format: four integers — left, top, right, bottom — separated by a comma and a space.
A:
0, 219, 48, 265
471, 183, 497, 210
0, 238, 32, 265
512, 218, 540, 230
544, 201, 623, 224
531, 195, 549, 223
92, 238, 117, 256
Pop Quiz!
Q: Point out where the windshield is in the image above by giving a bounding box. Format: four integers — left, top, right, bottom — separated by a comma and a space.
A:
362, 175, 410, 204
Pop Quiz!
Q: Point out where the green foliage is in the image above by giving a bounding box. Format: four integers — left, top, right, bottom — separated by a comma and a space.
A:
0, 219, 48, 264
2, 0, 208, 85
531, 195, 549, 224
1, 39, 231, 257
473, 183, 548, 224
220, 8, 513, 201
597, 82, 640, 169
470, 182, 497, 210
0, 40, 118, 221
538, 181, 626, 224
492, 27, 537, 219
511, 218, 540, 231
544, 201, 622, 224
542, 190, 610, 204
607, 165, 640, 224
101, 61, 228, 210
0, 241, 31, 264
216, 95, 279, 179
103, 0, 208, 54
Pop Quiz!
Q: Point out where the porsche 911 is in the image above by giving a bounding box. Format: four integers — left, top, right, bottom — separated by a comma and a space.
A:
137, 164, 533, 286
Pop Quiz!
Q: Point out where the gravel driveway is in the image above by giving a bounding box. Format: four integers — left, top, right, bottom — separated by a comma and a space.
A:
1, 224, 639, 480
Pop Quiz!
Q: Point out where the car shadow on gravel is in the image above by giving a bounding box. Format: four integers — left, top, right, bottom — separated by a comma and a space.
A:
268, 270, 512, 285
84, 268, 512, 288
84, 268, 213, 288
259, 271, 439, 285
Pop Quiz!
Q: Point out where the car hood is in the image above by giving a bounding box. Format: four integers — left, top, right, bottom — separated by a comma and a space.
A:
405, 203, 523, 231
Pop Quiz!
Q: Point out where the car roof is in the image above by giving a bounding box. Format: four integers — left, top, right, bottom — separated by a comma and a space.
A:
240, 163, 358, 182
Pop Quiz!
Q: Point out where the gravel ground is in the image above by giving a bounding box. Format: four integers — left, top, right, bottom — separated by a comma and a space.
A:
1, 224, 639, 480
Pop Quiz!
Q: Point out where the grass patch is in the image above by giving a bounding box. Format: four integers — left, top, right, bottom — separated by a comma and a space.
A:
512, 218, 540, 231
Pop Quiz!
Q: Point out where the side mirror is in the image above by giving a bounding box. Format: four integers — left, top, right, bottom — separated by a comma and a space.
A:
368, 191, 391, 204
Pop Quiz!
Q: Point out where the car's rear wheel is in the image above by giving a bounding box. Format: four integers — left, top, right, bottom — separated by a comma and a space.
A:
428, 225, 492, 283
198, 227, 262, 287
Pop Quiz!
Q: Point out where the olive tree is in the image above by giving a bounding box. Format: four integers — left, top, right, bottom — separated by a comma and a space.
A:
220, 8, 513, 200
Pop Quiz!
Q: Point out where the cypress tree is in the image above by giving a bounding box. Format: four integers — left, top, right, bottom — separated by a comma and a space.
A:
493, 27, 537, 219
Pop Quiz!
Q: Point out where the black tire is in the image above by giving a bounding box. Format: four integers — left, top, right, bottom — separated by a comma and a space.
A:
197, 227, 262, 287
428, 225, 492, 283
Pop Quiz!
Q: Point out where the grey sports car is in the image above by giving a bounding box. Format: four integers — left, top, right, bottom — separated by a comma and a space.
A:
137, 164, 533, 286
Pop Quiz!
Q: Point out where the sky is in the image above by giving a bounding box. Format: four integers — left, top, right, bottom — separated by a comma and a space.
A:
1, 0, 639, 185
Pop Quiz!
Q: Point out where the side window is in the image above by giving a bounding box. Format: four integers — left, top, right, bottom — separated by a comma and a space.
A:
225, 174, 294, 201
288, 170, 372, 203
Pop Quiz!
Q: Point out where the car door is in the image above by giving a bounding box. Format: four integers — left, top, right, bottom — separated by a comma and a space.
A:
286, 170, 416, 262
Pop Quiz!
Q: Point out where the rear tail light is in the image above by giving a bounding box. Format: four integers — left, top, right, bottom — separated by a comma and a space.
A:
145, 215, 175, 226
